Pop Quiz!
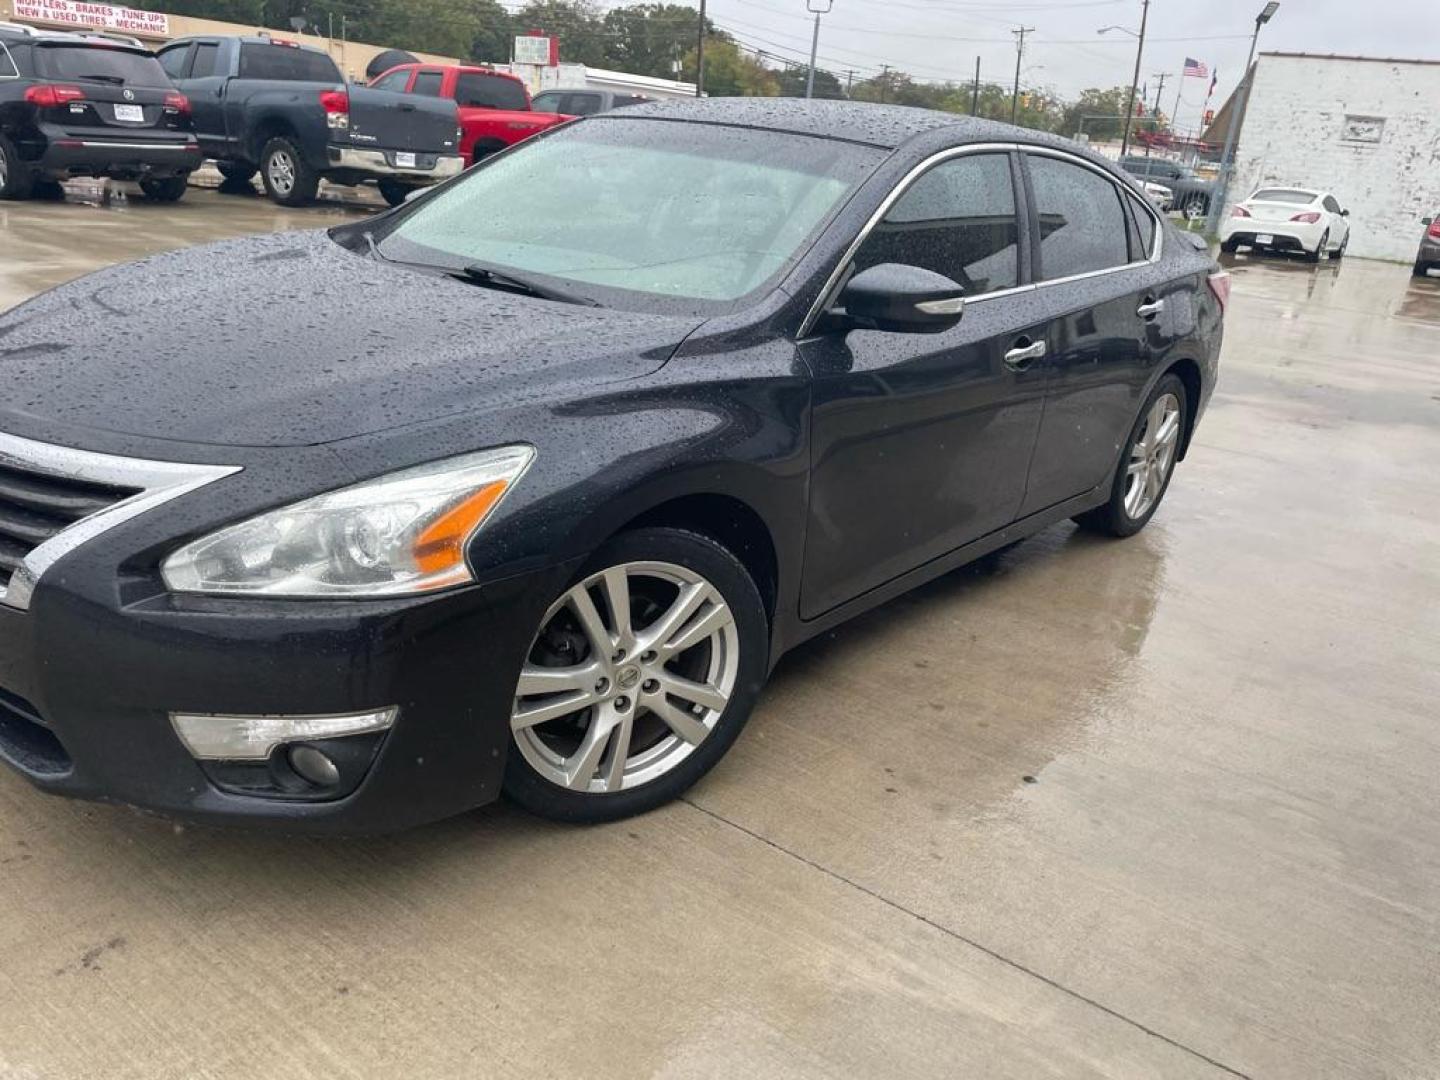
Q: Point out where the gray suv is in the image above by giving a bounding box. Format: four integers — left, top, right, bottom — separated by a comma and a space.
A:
1118, 155, 1216, 218
1415, 213, 1439, 277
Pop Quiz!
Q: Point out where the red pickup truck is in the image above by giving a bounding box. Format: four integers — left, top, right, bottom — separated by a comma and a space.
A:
365, 63, 569, 203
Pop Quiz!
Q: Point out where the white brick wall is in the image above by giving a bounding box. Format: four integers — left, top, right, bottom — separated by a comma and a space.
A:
1229, 54, 1440, 262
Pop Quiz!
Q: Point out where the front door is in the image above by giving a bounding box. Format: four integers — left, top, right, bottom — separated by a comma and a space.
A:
173, 41, 229, 150
799, 150, 1047, 618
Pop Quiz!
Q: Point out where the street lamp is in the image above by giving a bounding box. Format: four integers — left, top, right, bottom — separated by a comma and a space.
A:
1204, 1, 1280, 235
805, 0, 834, 100
1102, 0, 1149, 157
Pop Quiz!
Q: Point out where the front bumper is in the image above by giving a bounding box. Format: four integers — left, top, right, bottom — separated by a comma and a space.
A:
325, 146, 465, 183
37, 134, 202, 180
1219, 218, 1325, 254
0, 558, 573, 834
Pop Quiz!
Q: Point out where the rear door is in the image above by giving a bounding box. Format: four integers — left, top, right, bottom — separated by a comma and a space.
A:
1015, 150, 1164, 516
166, 40, 228, 146
31, 41, 185, 138
799, 150, 1047, 618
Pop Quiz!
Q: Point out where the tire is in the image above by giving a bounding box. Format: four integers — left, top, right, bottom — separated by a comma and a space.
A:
139, 175, 189, 202
259, 136, 318, 207
377, 178, 415, 207
1220, 239, 1239, 255
1328, 234, 1347, 260
0, 134, 34, 200
1416, 261, 1431, 278
1182, 194, 1207, 221
1073, 373, 1188, 538
31, 179, 65, 201
504, 526, 769, 823
216, 161, 256, 183
1306, 230, 1328, 263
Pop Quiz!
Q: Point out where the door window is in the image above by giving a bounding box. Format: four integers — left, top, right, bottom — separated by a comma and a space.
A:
852, 153, 1019, 296
531, 91, 563, 112
412, 70, 444, 97
158, 45, 189, 79
1028, 154, 1130, 280
370, 67, 410, 92
189, 43, 220, 79
238, 43, 341, 82
563, 92, 602, 115
456, 72, 527, 109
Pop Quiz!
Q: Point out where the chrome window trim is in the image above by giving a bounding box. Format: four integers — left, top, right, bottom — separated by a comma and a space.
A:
0, 41, 18, 79
0, 431, 239, 611
800, 140, 1164, 336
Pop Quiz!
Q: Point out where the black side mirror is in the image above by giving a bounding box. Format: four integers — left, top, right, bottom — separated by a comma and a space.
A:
1424, 216, 1434, 226
830, 263, 966, 334
1341, 208, 1349, 217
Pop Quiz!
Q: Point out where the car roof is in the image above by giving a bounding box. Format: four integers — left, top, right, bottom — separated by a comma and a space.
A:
1251, 186, 1322, 198
608, 97, 1069, 151
168, 34, 328, 54
0, 24, 147, 50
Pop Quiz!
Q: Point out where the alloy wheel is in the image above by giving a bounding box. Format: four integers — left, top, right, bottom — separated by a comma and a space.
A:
267, 150, 296, 195
512, 561, 740, 794
1124, 392, 1182, 519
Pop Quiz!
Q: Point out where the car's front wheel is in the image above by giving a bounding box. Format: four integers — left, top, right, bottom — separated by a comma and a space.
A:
1074, 374, 1187, 538
504, 527, 768, 822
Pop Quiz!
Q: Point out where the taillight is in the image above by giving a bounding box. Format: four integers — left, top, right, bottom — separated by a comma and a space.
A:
1290, 211, 1321, 223
320, 89, 349, 130
1428, 219, 1440, 239
1230, 205, 1251, 218
25, 84, 85, 108
1207, 271, 1231, 314
163, 92, 190, 115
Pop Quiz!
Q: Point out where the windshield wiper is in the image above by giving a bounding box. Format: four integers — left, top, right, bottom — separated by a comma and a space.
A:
450, 263, 601, 307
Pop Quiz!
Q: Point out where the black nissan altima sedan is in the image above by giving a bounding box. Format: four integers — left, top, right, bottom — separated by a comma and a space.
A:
0, 99, 1226, 831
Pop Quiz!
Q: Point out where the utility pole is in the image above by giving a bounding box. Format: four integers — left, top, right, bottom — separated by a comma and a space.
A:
844, 69, 856, 96
1150, 72, 1168, 117
878, 63, 892, 104
805, 1, 834, 101
1010, 26, 1034, 124
1171, 77, 1184, 137
1119, 0, 1149, 157
695, 0, 706, 97
1205, 2, 1280, 236
971, 55, 981, 114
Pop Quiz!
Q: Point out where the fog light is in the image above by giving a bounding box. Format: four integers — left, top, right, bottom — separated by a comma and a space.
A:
170, 708, 397, 760
288, 745, 341, 787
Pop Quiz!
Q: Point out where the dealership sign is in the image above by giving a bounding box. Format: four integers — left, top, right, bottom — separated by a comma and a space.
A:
12, 0, 170, 35
513, 35, 555, 66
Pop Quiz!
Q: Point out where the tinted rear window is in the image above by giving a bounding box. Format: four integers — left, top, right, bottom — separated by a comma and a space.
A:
0, 43, 18, 79
38, 44, 168, 86
456, 72, 527, 110
238, 43, 340, 82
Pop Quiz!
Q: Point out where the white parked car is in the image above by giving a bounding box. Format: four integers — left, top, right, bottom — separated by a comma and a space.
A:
1219, 186, 1350, 261
1143, 181, 1174, 211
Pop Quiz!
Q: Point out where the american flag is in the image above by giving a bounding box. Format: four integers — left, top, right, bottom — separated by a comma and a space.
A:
1184, 57, 1209, 78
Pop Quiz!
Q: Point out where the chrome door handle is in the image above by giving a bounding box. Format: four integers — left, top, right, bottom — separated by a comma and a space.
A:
1137, 299, 1165, 319
1003, 340, 1047, 370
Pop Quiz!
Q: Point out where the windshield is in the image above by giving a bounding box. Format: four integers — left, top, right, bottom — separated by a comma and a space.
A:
1252, 189, 1317, 204
376, 118, 882, 312
38, 44, 168, 86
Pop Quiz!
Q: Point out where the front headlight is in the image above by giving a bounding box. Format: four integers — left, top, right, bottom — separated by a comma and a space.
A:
161, 446, 534, 598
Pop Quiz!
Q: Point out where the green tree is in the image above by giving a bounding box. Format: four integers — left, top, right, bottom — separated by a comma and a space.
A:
1060, 86, 1135, 141
775, 64, 846, 100
599, 4, 706, 79
681, 37, 778, 97
511, 0, 608, 67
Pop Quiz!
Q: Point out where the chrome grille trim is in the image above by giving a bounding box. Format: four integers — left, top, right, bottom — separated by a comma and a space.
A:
0, 431, 239, 611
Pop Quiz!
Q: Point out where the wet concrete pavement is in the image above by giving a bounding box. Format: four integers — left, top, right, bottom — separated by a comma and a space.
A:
1, 191, 1438, 1079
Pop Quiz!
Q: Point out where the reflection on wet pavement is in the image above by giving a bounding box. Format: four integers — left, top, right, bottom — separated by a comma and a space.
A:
0, 198, 1437, 1079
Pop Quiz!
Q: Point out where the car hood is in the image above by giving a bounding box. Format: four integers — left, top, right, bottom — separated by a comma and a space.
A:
0, 230, 701, 449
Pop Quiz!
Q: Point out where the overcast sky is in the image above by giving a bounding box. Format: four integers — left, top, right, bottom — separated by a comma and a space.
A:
678, 0, 1438, 130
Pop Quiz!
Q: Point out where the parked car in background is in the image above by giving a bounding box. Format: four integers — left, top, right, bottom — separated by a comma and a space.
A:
1142, 180, 1174, 211
1413, 213, 1440, 277
0, 23, 200, 201
0, 99, 1224, 832
367, 62, 568, 199
531, 88, 652, 116
1220, 186, 1350, 262
1118, 154, 1215, 218
156, 34, 462, 206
